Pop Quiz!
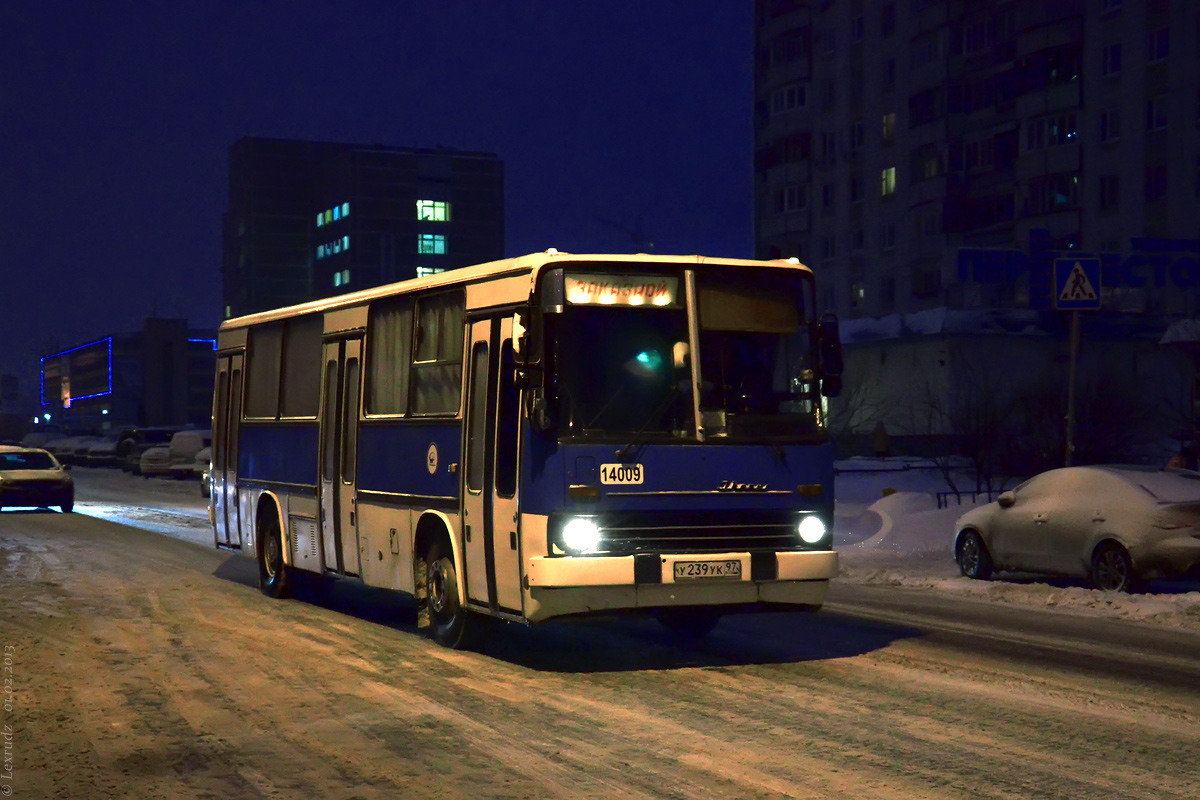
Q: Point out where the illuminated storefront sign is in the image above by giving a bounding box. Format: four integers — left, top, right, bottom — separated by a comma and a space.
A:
564, 274, 679, 307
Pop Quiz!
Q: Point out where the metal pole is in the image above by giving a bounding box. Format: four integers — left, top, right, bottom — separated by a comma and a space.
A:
1065, 309, 1080, 466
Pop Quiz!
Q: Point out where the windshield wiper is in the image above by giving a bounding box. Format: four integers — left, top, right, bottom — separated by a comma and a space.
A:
615, 382, 683, 462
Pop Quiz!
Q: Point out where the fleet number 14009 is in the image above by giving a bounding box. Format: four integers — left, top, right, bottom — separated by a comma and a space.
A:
599, 463, 644, 485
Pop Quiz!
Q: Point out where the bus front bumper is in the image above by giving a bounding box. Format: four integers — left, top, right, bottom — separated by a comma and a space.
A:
524, 550, 837, 623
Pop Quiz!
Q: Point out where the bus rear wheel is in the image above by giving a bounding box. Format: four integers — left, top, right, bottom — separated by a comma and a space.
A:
258, 510, 292, 599
425, 539, 479, 649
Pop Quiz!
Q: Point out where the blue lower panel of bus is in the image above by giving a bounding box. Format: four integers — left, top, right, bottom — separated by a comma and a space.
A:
357, 422, 461, 499
239, 423, 319, 487
520, 436, 836, 518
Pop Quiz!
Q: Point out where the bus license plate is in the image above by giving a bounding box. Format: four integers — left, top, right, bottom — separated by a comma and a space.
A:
673, 559, 742, 581
600, 463, 643, 485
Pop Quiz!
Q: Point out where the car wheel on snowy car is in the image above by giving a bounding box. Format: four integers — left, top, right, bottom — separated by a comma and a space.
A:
955, 530, 993, 580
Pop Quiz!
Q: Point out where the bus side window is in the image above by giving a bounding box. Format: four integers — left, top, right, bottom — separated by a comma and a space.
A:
411, 292, 465, 415
366, 296, 414, 415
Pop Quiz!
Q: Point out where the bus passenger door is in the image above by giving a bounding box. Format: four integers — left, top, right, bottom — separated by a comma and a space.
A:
490, 318, 523, 613
213, 354, 243, 548
319, 342, 342, 573
337, 339, 363, 576
462, 321, 493, 606
462, 317, 524, 615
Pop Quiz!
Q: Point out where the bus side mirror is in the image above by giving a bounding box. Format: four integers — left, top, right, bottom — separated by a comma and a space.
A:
817, 312, 843, 398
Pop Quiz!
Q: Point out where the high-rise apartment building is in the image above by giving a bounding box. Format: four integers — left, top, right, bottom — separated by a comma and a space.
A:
754, 0, 1200, 320
222, 137, 504, 320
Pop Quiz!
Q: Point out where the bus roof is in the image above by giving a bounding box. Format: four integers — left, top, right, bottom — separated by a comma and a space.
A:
219, 251, 814, 331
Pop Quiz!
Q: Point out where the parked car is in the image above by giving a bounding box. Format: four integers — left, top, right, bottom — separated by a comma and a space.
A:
168, 430, 211, 479
53, 435, 104, 466
139, 444, 173, 478
82, 437, 120, 467
117, 427, 184, 474
0, 446, 73, 513
194, 446, 211, 498
954, 465, 1200, 592
20, 428, 64, 449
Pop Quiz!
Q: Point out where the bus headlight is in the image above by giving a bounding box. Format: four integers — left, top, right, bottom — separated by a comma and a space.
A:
798, 515, 827, 545
561, 517, 601, 554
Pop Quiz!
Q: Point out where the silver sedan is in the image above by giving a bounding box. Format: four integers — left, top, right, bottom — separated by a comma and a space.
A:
953, 466, 1200, 592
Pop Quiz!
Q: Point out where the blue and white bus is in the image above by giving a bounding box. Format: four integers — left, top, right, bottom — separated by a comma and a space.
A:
211, 251, 844, 647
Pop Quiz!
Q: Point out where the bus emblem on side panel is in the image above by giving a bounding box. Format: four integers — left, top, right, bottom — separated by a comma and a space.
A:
426, 443, 438, 475
717, 480, 769, 492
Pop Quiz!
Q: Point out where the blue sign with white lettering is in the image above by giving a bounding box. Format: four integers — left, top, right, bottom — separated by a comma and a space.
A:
1054, 258, 1101, 311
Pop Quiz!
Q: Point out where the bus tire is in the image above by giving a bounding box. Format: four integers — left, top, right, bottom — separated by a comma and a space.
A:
656, 607, 722, 640
425, 538, 479, 649
258, 509, 292, 599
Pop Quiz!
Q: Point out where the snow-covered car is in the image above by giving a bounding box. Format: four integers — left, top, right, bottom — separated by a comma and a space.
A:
194, 445, 211, 498
953, 466, 1200, 592
139, 444, 173, 478
54, 435, 104, 466
82, 437, 120, 467
168, 430, 211, 479
116, 426, 186, 473
0, 446, 73, 513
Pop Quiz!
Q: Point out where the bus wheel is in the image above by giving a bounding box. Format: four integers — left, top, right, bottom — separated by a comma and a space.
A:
258, 510, 292, 599
425, 539, 479, 649
656, 607, 722, 640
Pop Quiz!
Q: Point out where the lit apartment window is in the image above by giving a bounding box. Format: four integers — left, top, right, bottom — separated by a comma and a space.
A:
882, 113, 896, 144
881, 167, 896, 196
316, 212, 324, 228
416, 266, 445, 278
419, 233, 446, 254
317, 245, 325, 259
343, 236, 349, 250
342, 202, 350, 217
334, 272, 342, 287
333, 205, 340, 221
225, 305, 232, 319
850, 282, 865, 308
325, 210, 332, 224
417, 200, 450, 221
342, 269, 350, 285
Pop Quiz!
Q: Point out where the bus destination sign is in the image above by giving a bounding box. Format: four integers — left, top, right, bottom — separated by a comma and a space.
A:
564, 274, 678, 307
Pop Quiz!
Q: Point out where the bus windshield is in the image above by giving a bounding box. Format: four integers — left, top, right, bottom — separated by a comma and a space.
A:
548, 265, 821, 442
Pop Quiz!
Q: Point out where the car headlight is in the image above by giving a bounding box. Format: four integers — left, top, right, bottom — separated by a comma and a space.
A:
798, 515, 827, 545
561, 517, 601, 554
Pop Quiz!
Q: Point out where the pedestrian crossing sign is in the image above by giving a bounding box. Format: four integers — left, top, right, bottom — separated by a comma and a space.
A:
1054, 258, 1101, 310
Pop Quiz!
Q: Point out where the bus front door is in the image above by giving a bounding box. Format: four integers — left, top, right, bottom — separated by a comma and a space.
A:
213, 354, 243, 548
462, 317, 524, 615
319, 338, 363, 576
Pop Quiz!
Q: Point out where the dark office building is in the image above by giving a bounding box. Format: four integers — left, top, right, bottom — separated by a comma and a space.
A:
40, 319, 217, 432
222, 136, 504, 320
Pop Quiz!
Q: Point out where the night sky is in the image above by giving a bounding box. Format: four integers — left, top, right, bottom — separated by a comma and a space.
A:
1, 2, 753, 402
